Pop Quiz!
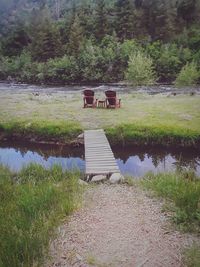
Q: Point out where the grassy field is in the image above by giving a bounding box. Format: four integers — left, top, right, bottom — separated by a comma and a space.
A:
0, 89, 200, 145
0, 164, 82, 267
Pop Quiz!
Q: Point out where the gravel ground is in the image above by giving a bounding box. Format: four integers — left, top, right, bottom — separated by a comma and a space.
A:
45, 184, 199, 267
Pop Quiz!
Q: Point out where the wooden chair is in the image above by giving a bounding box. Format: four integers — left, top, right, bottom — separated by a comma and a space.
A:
83, 89, 98, 108
105, 90, 121, 108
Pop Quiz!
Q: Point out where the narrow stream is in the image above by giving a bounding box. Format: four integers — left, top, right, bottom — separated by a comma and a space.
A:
0, 141, 199, 177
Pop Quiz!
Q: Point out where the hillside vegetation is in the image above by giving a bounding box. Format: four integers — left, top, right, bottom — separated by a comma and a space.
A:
0, 0, 200, 84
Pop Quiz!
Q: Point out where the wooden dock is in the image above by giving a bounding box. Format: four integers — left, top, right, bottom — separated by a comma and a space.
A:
84, 129, 120, 177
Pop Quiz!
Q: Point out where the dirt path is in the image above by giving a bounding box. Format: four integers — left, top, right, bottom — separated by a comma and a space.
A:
45, 184, 198, 267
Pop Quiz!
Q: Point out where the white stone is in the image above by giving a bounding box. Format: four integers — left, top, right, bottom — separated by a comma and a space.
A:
91, 175, 107, 182
78, 179, 88, 186
109, 173, 124, 184
77, 133, 84, 139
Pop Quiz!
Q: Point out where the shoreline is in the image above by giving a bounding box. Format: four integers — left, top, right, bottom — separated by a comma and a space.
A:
1, 124, 200, 150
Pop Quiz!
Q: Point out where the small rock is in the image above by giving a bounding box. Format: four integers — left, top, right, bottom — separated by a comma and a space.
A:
91, 175, 107, 182
77, 133, 84, 139
109, 173, 124, 184
76, 253, 83, 261
78, 179, 88, 186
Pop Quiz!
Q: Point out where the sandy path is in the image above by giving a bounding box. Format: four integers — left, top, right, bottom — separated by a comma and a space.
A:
45, 184, 198, 267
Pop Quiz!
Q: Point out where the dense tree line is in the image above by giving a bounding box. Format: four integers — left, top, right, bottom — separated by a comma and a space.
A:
0, 0, 200, 84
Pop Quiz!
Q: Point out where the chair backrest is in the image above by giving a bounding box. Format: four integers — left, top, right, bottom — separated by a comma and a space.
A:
105, 90, 116, 105
83, 89, 94, 97
83, 89, 95, 105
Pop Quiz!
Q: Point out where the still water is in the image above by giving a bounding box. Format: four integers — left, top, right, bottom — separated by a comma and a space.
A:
0, 142, 199, 177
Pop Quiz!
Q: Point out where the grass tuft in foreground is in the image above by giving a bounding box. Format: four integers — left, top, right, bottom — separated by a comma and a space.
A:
0, 164, 82, 267
141, 171, 200, 232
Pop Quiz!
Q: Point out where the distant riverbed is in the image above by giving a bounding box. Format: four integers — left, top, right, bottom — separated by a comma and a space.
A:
1, 82, 200, 95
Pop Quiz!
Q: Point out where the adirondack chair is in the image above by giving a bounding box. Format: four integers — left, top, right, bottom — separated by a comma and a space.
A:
83, 89, 98, 108
105, 90, 121, 108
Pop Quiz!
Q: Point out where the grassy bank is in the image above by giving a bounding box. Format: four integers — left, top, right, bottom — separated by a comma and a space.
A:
0, 120, 82, 144
0, 164, 82, 267
0, 119, 200, 148
140, 171, 200, 232
0, 90, 200, 147
106, 123, 200, 147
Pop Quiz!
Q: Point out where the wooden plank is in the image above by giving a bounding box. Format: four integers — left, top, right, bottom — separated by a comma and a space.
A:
84, 129, 120, 176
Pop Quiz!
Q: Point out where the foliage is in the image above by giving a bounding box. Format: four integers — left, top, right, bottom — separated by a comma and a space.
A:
0, 51, 32, 80
141, 171, 200, 232
146, 42, 193, 82
0, 164, 81, 267
125, 51, 156, 86
154, 44, 182, 82
0, 0, 200, 83
175, 61, 200, 87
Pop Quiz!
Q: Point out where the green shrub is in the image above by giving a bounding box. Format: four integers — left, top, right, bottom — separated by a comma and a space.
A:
0, 51, 35, 81
175, 61, 200, 87
146, 42, 192, 82
155, 44, 182, 82
0, 164, 81, 267
125, 51, 156, 86
78, 40, 104, 82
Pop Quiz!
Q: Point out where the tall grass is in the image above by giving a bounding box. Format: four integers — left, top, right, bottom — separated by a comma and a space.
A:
141, 171, 200, 232
0, 164, 82, 267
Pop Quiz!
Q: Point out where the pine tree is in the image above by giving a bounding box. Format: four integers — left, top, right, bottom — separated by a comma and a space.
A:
114, 0, 135, 41
94, 0, 108, 41
30, 8, 62, 61
67, 15, 84, 56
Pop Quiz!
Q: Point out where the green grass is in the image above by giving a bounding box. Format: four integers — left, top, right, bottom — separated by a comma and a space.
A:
141, 171, 200, 232
0, 91, 200, 146
106, 123, 200, 147
0, 164, 82, 267
184, 244, 200, 267
0, 120, 82, 142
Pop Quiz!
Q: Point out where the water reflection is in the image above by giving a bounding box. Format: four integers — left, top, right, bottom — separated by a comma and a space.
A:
0, 142, 85, 172
113, 146, 200, 177
0, 142, 199, 177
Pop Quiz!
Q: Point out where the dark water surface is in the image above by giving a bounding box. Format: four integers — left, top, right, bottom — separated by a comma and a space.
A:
0, 142, 199, 177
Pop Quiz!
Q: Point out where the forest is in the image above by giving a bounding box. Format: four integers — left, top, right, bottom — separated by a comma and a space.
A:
0, 0, 200, 85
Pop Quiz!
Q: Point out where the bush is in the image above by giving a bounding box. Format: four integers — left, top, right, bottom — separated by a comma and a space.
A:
42, 55, 78, 83
0, 51, 33, 81
154, 44, 181, 82
175, 61, 200, 87
78, 40, 104, 82
125, 51, 156, 86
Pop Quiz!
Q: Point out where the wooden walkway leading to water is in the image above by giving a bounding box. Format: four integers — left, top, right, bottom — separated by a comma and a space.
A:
84, 129, 120, 177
